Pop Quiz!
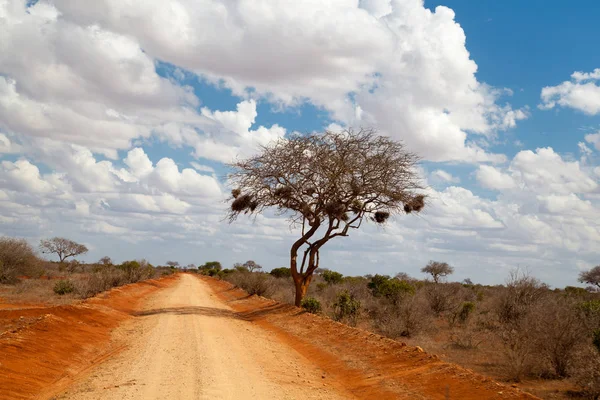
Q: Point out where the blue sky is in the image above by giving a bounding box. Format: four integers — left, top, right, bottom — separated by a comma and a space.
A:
1, 0, 600, 287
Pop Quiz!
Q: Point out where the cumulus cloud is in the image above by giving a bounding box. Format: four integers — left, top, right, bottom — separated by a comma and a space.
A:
476, 165, 516, 190
585, 131, 600, 151
44, 0, 525, 162
540, 69, 600, 115
430, 169, 460, 184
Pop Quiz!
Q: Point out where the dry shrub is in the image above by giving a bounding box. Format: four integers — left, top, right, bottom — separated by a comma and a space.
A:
269, 276, 295, 304
492, 271, 549, 381
374, 291, 432, 338
448, 325, 487, 350
0, 236, 41, 283
424, 282, 468, 315
75, 269, 128, 298
225, 271, 275, 297
532, 297, 588, 377
572, 346, 600, 399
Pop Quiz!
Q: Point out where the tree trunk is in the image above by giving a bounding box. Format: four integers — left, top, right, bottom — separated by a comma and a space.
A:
293, 274, 312, 307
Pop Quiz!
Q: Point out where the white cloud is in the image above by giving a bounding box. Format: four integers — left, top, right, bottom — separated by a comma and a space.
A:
511, 147, 597, 194
572, 68, 600, 82
46, 0, 524, 162
585, 131, 600, 151
430, 169, 460, 184
476, 165, 516, 190
190, 162, 215, 173
540, 69, 600, 115
0, 159, 55, 193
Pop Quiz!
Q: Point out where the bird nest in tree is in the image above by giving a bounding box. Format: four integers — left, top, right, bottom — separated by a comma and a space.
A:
404, 195, 425, 213
274, 186, 294, 199
231, 194, 253, 212
350, 199, 363, 214
325, 201, 346, 218
373, 211, 390, 223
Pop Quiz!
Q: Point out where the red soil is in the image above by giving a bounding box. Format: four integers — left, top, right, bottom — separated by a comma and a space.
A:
0, 276, 177, 400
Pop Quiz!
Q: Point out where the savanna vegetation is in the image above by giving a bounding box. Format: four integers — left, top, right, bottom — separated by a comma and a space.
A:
0, 235, 174, 304
205, 261, 600, 399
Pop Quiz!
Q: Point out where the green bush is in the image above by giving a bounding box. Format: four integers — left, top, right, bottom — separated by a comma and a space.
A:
116, 259, 155, 283
333, 290, 361, 326
270, 267, 292, 278
368, 274, 414, 304
322, 270, 344, 285
199, 261, 222, 274
564, 286, 589, 297
580, 300, 600, 316
301, 297, 322, 314
593, 329, 600, 353
458, 301, 476, 324
53, 279, 75, 295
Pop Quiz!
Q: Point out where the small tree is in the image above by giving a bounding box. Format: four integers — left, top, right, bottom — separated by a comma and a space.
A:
421, 261, 454, 283
242, 260, 262, 272
98, 256, 112, 266
580, 265, 600, 290
227, 129, 424, 306
166, 261, 180, 268
40, 237, 88, 263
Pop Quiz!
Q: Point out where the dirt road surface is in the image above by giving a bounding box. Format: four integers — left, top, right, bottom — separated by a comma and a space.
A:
56, 273, 352, 400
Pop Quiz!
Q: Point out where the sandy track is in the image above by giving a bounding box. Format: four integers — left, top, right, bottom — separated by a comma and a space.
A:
57, 274, 352, 400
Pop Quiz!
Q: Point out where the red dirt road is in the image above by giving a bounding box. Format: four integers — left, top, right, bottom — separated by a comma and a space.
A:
0, 274, 538, 399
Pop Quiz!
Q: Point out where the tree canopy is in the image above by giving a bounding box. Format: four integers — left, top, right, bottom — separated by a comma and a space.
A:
579, 265, 600, 289
39, 237, 88, 263
227, 128, 424, 305
421, 261, 454, 283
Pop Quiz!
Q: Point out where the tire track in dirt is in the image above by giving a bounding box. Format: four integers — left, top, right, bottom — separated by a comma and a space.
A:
55, 274, 353, 400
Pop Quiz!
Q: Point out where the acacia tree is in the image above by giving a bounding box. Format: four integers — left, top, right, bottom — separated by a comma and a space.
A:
39, 237, 88, 263
421, 261, 454, 283
579, 265, 600, 290
243, 260, 262, 272
227, 129, 424, 306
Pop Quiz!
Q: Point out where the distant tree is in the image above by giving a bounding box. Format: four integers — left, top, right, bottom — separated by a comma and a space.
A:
198, 261, 222, 276
462, 278, 474, 285
40, 237, 88, 263
186, 263, 197, 270
233, 263, 248, 272
421, 261, 454, 283
579, 265, 600, 290
166, 261, 180, 268
227, 128, 424, 306
98, 256, 113, 266
242, 260, 262, 272
270, 267, 292, 278
395, 272, 412, 281
200, 261, 222, 271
